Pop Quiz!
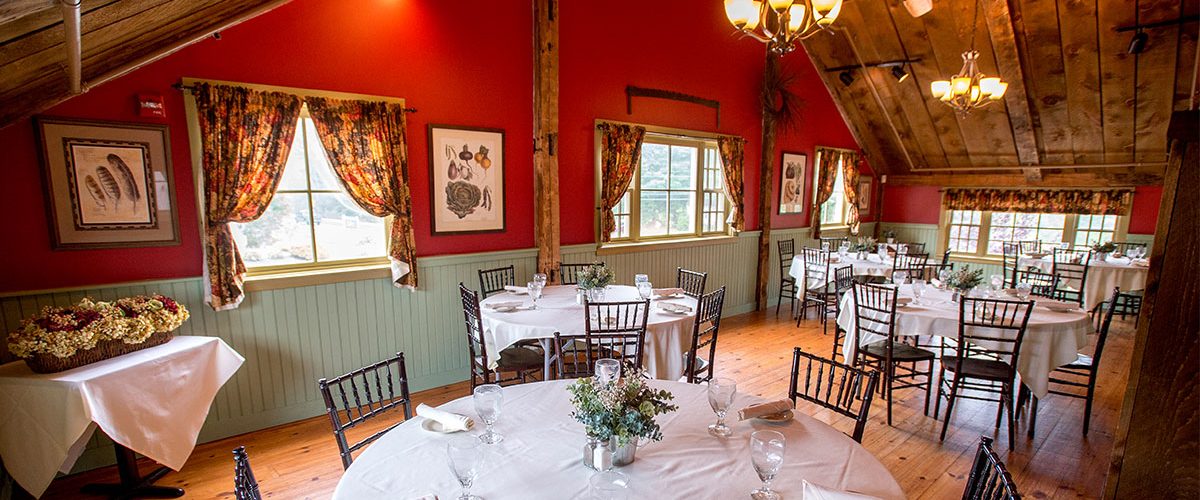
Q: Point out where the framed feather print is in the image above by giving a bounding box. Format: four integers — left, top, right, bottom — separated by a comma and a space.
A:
35, 117, 179, 249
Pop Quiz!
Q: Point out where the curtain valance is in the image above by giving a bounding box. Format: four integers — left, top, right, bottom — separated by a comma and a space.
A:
943, 188, 1133, 215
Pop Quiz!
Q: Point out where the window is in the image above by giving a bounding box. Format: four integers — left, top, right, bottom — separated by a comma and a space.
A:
605, 131, 729, 242
943, 209, 1126, 257
814, 151, 849, 227
230, 111, 389, 271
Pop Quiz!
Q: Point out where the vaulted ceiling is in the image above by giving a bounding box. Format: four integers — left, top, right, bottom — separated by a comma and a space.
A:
0, 0, 288, 127
800, 0, 1198, 186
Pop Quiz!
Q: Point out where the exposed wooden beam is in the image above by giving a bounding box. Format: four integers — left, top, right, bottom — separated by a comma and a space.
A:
532, 0, 561, 281
755, 50, 780, 311
888, 169, 1164, 187
981, 0, 1040, 166
0, 0, 54, 25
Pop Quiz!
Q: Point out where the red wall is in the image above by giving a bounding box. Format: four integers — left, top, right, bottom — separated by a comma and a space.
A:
0, 0, 865, 292
1128, 186, 1161, 234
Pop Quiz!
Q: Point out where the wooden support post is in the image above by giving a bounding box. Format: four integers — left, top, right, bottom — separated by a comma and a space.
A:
872, 175, 886, 239
755, 51, 780, 311
1104, 110, 1199, 498
533, 0, 561, 281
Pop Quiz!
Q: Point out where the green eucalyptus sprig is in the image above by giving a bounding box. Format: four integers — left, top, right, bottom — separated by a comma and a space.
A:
576, 262, 615, 290
944, 266, 984, 292
567, 370, 677, 446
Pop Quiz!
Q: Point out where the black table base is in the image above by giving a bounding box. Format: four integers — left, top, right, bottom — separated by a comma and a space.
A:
79, 443, 183, 499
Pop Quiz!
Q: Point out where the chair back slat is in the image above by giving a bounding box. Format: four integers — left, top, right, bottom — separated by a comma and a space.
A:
478, 266, 515, 298
317, 352, 412, 469
819, 236, 849, 250
554, 300, 650, 378
685, 287, 726, 383
802, 247, 831, 291
1013, 269, 1058, 298
833, 265, 855, 294
1001, 243, 1020, 288
788, 348, 879, 442
676, 267, 708, 298
955, 298, 1034, 367
1112, 241, 1147, 255
899, 241, 926, 255
778, 239, 796, 275
559, 262, 603, 286
962, 436, 1021, 499
1051, 248, 1092, 306
1018, 240, 1042, 255
460, 283, 493, 388
892, 252, 929, 282
851, 283, 900, 355
233, 446, 262, 500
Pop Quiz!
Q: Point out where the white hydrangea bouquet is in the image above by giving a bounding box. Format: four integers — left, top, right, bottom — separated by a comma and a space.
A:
576, 262, 615, 290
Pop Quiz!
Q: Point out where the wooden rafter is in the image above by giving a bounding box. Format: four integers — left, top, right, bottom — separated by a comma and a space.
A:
981, 0, 1039, 167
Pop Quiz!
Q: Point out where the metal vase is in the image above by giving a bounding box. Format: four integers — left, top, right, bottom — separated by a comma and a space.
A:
610, 437, 637, 466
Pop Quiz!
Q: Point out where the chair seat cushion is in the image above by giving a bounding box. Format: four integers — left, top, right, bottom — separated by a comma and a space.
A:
860, 341, 936, 361
943, 356, 1014, 381
477, 346, 543, 371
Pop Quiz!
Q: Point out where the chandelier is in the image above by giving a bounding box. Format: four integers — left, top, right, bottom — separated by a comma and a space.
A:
929, 1, 1008, 113
723, 0, 845, 55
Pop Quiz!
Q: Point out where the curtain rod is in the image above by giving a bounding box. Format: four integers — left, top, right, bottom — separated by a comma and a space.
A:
594, 120, 737, 140
936, 187, 1135, 192
172, 83, 417, 113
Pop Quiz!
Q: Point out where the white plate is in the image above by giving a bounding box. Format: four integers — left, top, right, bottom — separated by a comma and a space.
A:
421, 418, 465, 434
652, 293, 685, 300
493, 305, 518, 313
755, 410, 794, 424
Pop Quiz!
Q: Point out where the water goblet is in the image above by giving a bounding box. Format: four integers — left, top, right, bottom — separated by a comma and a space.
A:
1015, 282, 1032, 300
589, 470, 630, 500
636, 281, 653, 300
473, 384, 504, 444
750, 430, 786, 500
897, 243, 908, 255
892, 270, 909, 286
634, 274, 649, 285
595, 358, 620, 385
838, 242, 850, 258
989, 274, 1004, 296
527, 281, 543, 309
533, 273, 548, 287
707, 377, 736, 437
447, 436, 484, 500
937, 269, 952, 287
821, 241, 830, 252
912, 279, 928, 305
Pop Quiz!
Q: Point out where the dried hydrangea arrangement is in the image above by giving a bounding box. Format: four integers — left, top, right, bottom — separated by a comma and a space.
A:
567, 368, 677, 447
7, 295, 189, 359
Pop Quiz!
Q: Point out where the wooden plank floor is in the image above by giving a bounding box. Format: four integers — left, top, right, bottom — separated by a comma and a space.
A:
41, 307, 1132, 499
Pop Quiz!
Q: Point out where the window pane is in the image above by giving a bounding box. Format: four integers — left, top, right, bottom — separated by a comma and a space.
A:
305, 119, 342, 191
1043, 213, 1066, 226
668, 191, 696, 235
312, 192, 387, 262
277, 120, 309, 191
669, 146, 697, 189
231, 193, 314, 267
1102, 215, 1116, 230
640, 191, 669, 236
640, 143, 669, 189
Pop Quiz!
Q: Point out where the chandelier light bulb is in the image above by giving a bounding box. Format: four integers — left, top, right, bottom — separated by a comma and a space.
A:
788, 4, 807, 32
930, 80, 951, 99
723, 0, 840, 54
768, 0, 794, 13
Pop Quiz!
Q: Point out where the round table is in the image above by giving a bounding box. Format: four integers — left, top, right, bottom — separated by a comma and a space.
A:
1018, 255, 1147, 311
480, 285, 697, 380
331, 380, 905, 500
836, 285, 1092, 398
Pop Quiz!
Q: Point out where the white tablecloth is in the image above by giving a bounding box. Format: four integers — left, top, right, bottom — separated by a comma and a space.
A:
480, 285, 697, 380
1018, 256, 1148, 311
332, 380, 905, 500
836, 286, 1092, 398
0, 336, 243, 496
790, 254, 926, 286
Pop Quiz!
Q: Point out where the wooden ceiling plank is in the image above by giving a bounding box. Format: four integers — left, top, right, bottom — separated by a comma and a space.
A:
1012, 0, 1074, 164
0, 0, 177, 68
981, 0, 1042, 167
1097, 0, 1138, 163
0, 0, 115, 45
1174, 0, 1199, 110
888, 168, 1164, 187
1056, 0, 1105, 164
0, 0, 54, 26
1134, 0, 1182, 161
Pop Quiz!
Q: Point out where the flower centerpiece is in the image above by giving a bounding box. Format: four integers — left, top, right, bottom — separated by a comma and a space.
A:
942, 267, 984, 302
849, 236, 878, 260
7, 295, 189, 373
567, 368, 677, 468
883, 229, 897, 243
1091, 241, 1116, 260
576, 262, 615, 302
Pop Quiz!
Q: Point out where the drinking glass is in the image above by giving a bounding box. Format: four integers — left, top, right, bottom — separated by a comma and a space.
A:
589, 470, 630, 500
989, 274, 1004, 295
595, 358, 620, 385
838, 242, 850, 258
912, 279, 928, 305
473, 384, 504, 444
1015, 282, 1032, 300
750, 430, 786, 500
937, 269, 952, 287
897, 243, 908, 255
821, 241, 830, 252
527, 281, 543, 309
447, 437, 484, 500
533, 273, 548, 289
636, 281, 653, 300
892, 270, 909, 286
707, 377, 737, 437
634, 274, 649, 285
877, 243, 888, 258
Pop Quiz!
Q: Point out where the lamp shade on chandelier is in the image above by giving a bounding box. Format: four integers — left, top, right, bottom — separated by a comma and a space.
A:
724, 0, 844, 54
930, 50, 1008, 113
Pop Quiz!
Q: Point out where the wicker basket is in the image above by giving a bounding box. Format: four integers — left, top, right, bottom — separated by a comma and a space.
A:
24, 331, 175, 374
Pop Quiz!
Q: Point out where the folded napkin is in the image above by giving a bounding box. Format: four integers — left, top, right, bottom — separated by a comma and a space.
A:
657, 302, 693, 313
738, 399, 793, 421
652, 287, 687, 297
485, 301, 523, 310
1131, 258, 1150, 267
416, 403, 474, 431
802, 480, 882, 500
503, 285, 528, 294
1036, 298, 1079, 310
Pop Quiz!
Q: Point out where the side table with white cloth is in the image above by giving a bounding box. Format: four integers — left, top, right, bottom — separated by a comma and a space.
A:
836, 285, 1092, 398
479, 285, 697, 380
1017, 255, 1148, 311
332, 380, 905, 499
0, 336, 244, 497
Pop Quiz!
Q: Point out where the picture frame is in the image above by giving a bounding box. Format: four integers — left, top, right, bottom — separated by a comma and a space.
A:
427, 124, 506, 235
778, 151, 807, 215
857, 176, 873, 215
35, 117, 179, 250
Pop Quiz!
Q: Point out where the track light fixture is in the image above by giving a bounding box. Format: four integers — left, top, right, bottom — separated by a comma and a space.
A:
839, 70, 855, 86
891, 65, 910, 83
1127, 31, 1147, 54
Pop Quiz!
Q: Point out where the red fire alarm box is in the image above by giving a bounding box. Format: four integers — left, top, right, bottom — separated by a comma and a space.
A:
138, 93, 166, 118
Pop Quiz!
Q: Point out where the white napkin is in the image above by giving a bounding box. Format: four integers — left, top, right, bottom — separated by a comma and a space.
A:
652, 287, 687, 297
415, 403, 474, 432
657, 302, 693, 314
1036, 298, 1079, 311
485, 301, 522, 310
504, 285, 528, 294
803, 480, 882, 500
738, 399, 793, 420
1131, 258, 1150, 267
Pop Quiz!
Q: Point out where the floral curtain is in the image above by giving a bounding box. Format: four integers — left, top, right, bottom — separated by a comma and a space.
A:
943, 188, 1133, 215
597, 122, 646, 241
809, 147, 846, 239
841, 153, 862, 235
195, 83, 302, 310
306, 96, 418, 288
717, 136, 747, 231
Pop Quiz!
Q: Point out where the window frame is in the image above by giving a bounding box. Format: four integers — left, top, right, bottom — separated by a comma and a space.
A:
595, 122, 732, 246
940, 206, 1130, 260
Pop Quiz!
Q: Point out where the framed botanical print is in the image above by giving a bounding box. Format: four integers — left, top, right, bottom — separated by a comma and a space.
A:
35, 117, 179, 249
427, 125, 506, 235
857, 176, 873, 215
778, 151, 807, 214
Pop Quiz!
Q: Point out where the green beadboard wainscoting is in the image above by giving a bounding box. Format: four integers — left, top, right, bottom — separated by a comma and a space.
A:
2, 226, 869, 474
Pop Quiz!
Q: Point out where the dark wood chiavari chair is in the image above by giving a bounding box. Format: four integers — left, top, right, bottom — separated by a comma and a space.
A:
1018, 240, 1043, 255
830, 265, 855, 362
935, 297, 1034, 449
553, 299, 650, 379
676, 267, 708, 298
459, 284, 543, 389
1001, 242, 1021, 288
683, 287, 726, 384
962, 436, 1022, 500
317, 353, 412, 469
1013, 268, 1059, 298
788, 348, 880, 443
852, 282, 936, 426
891, 252, 929, 282
559, 262, 601, 286
898, 241, 926, 255
477, 265, 515, 298
1051, 248, 1092, 307
776, 239, 798, 317
933, 249, 954, 275
1112, 241, 1147, 256
1024, 288, 1129, 438
819, 236, 850, 250
798, 247, 837, 333
232, 446, 262, 500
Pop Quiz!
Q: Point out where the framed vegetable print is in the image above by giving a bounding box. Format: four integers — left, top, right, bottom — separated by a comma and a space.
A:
857, 176, 873, 215
778, 151, 806, 214
427, 125, 506, 235
35, 117, 179, 249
